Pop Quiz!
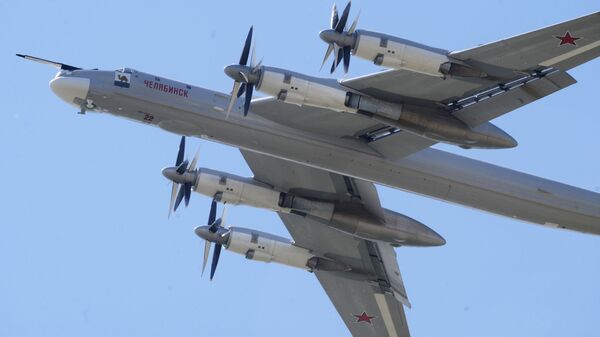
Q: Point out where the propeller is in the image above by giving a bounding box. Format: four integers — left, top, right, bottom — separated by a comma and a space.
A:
224, 26, 262, 118
196, 205, 230, 281
162, 136, 200, 217
201, 199, 218, 276
319, 2, 360, 73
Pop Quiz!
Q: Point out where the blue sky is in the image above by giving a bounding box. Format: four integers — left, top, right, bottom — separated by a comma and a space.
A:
1, 1, 599, 337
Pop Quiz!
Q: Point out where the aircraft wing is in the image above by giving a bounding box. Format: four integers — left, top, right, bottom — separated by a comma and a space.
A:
251, 97, 436, 161
342, 13, 600, 129
450, 12, 600, 72
241, 149, 412, 337
342, 66, 576, 130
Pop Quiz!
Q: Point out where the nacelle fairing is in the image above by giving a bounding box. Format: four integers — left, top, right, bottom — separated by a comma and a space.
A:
194, 168, 284, 211
188, 168, 445, 246
353, 30, 451, 77
257, 66, 353, 113
201, 226, 349, 272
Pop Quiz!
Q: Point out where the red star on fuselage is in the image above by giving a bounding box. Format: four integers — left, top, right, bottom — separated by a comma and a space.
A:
555, 31, 580, 46
354, 311, 376, 324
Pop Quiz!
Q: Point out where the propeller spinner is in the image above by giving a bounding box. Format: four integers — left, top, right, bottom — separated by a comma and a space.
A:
319, 2, 360, 73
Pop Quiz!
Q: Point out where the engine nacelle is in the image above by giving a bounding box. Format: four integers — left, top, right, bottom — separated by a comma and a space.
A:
353, 31, 450, 77
279, 194, 445, 247
225, 227, 349, 271
195, 168, 285, 212
257, 66, 355, 113
193, 169, 444, 246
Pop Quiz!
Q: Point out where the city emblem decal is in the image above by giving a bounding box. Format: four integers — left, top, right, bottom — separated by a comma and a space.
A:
114, 71, 131, 88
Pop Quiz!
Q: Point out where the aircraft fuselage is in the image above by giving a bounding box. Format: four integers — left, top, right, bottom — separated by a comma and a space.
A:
49, 68, 600, 235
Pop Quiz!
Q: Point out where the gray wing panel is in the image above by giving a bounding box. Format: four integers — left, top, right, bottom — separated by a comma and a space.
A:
315, 270, 410, 337
241, 148, 353, 201
249, 97, 437, 161
278, 212, 372, 271
368, 131, 437, 162
453, 70, 577, 127
280, 212, 410, 337
450, 12, 600, 71
242, 150, 412, 337
341, 68, 486, 103
341, 62, 578, 130
250, 96, 382, 139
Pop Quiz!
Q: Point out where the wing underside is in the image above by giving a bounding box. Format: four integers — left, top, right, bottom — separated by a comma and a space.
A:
241, 149, 411, 337
316, 270, 410, 337
450, 12, 600, 72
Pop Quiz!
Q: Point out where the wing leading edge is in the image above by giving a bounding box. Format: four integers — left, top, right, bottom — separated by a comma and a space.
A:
451, 12, 600, 72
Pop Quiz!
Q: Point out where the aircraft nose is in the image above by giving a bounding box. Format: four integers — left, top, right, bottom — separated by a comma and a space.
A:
49, 75, 90, 107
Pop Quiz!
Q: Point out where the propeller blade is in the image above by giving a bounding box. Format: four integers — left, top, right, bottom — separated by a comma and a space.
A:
320, 43, 335, 70
189, 149, 200, 171
176, 136, 185, 166
174, 185, 185, 211
348, 10, 360, 34
184, 182, 191, 206
220, 206, 228, 226
335, 1, 351, 33
331, 45, 343, 73
225, 81, 242, 119
239, 71, 249, 83
175, 159, 189, 174
254, 57, 263, 70
330, 3, 339, 29
202, 240, 211, 276
250, 45, 256, 68
243, 84, 253, 116
239, 26, 253, 66
209, 243, 222, 281
237, 83, 246, 98
208, 199, 217, 226
168, 182, 178, 218
331, 43, 339, 73
209, 218, 221, 233
343, 46, 351, 73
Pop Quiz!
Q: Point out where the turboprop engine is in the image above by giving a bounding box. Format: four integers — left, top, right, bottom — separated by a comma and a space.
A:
195, 220, 350, 280
226, 62, 516, 149
161, 137, 445, 247
223, 27, 515, 149
318, 2, 487, 78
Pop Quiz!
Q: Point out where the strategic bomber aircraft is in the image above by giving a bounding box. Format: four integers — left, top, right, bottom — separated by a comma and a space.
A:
19, 3, 600, 337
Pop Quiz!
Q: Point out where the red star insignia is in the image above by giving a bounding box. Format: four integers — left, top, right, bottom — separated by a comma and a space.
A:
354, 311, 376, 324
555, 31, 580, 46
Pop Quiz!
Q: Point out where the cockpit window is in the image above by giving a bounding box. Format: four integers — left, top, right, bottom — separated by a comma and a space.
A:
115, 67, 135, 73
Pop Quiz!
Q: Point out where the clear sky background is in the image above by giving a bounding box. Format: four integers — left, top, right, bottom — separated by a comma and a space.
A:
1, 1, 599, 337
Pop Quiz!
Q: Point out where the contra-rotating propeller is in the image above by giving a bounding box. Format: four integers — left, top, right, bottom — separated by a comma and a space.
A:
196, 205, 230, 281
319, 2, 360, 73
162, 136, 199, 217
223, 26, 262, 118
